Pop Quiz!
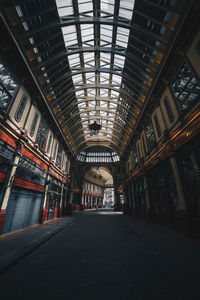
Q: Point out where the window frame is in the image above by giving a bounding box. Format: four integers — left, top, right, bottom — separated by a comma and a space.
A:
29, 111, 39, 137
164, 97, 175, 124
145, 120, 156, 152
153, 113, 162, 138
14, 94, 27, 122
56, 144, 62, 165
170, 60, 200, 112
35, 118, 48, 151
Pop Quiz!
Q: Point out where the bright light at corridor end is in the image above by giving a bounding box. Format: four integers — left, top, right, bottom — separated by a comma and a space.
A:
97, 210, 123, 215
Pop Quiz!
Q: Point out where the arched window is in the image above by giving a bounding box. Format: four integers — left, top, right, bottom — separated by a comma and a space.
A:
164, 97, 174, 123
46, 134, 52, 154
145, 121, 156, 152
142, 135, 147, 154
35, 118, 48, 150
14, 95, 27, 122
171, 61, 200, 111
154, 114, 162, 137
53, 141, 58, 159
30, 112, 39, 137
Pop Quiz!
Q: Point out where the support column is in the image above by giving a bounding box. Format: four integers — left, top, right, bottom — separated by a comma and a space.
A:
41, 172, 50, 223
128, 184, 132, 214
169, 156, 187, 210
169, 155, 188, 234
96, 196, 98, 209
0, 148, 21, 234
130, 182, 135, 215
144, 176, 152, 221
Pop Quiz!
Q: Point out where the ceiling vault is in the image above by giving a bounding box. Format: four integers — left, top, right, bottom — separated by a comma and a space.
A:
2, 0, 187, 158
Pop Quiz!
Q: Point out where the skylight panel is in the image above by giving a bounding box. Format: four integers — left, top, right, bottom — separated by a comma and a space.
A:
114, 54, 125, 68
85, 40, 94, 46
101, 25, 113, 38
62, 25, 75, 35
57, 6, 73, 16
68, 54, 81, 67
62, 25, 77, 47
81, 24, 94, 42
73, 74, 83, 84
116, 28, 129, 48
101, 0, 115, 14
100, 89, 109, 96
83, 52, 95, 65
56, 0, 72, 8
100, 52, 111, 65
75, 91, 84, 98
112, 74, 121, 84
121, 0, 134, 9
119, 8, 133, 20
100, 101, 107, 107
88, 101, 95, 107
117, 26, 129, 37
100, 73, 110, 84
87, 89, 96, 96
78, 1, 93, 13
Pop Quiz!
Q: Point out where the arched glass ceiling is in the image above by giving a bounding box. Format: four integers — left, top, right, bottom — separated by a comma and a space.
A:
55, 0, 136, 155
2, 0, 183, 157
85, 166, 113, 186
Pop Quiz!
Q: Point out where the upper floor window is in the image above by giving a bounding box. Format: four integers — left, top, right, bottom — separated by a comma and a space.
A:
30, 112, 39, 137
0, 61, 18, 112
35, 118, 48, 151
53, 141, 57, 159
145, 121, 156, 152
142, 135, 147, 154
164, 97, 174, 123
133, 147, 138, 165
14, 95, 27, 122
154, 114, 161, 137
46, 134, 52, 154
137, 143, 141, 160
171, 61, 200, 111
56, 145, 62, 165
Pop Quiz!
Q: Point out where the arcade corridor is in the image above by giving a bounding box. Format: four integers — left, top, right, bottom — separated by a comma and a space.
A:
0, 0, 200, 297
0, 210, 200, 300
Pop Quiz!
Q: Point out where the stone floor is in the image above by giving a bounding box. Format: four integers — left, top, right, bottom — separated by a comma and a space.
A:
0, 209, 200, 300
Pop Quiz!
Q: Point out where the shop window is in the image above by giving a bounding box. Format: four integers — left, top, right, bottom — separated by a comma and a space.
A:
30, 112, 39, 137
171, 61, 200, 111
56, 145, 62, 165
46, 134, 52, 154
35, 118, 48, 151
164, 97, 174, 123
0, 61, 18, 112
14, 95, 27, 122
154, 114, 161, 137
145, 121, 156, 152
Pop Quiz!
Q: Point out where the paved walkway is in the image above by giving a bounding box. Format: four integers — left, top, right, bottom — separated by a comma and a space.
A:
0, 209, 200, 300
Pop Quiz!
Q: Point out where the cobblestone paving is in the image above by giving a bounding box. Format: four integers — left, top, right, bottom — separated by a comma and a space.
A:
0, 210, 200, 300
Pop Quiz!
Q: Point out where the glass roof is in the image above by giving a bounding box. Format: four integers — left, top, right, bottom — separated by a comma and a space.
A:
56, 0, 135, 149
6, 0, 182, 157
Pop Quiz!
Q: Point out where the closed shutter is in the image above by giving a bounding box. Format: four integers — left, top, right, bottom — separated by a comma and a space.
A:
3, 188, 42, 234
